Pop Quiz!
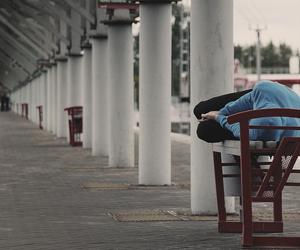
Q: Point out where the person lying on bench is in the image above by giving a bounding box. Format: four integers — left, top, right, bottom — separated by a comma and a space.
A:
194, 80, 300, 143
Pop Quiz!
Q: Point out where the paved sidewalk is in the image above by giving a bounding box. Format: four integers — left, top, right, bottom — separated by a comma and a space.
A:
1, 112, 300, 249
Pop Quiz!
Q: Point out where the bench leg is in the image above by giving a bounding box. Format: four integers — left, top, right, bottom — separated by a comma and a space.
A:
240, 153, 253, 246
213, 152, 227, 231
273, 164, 283, 225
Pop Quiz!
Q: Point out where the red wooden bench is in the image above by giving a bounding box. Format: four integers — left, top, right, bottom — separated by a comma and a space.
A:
21, 103, 28, 119
36, 105, 43, 129
212, 108, 300, 247
64, 106, 83, 147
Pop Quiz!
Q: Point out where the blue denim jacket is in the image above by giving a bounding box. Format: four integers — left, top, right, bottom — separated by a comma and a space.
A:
216, 81, 300, 141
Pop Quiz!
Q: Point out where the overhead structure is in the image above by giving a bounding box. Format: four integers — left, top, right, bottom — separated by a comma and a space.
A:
0, 0, 97, 92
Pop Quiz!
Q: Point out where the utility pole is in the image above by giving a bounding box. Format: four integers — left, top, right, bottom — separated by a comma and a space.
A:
251, 24, 266, 81
255, 27, 262, 81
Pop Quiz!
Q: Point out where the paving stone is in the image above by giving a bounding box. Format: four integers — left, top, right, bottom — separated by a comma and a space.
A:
1, 112, 300, 249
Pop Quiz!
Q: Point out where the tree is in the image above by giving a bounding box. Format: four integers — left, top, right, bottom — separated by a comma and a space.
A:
278, 43, 292, 67
235, 45, 256, 70
234, 42, 294, 69
261, 41, 279, 67
234, 45, 243, 62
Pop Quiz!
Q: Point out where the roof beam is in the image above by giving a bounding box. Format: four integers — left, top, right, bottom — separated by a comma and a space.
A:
0, 61, 26, 82
0, 50, 30, 77
39, 0, 84, 36
0, 28, 39, 63
0, 14, 49, 58
0, 41, 36, 73
61, 0, 95, 24
13, 0, 70, 46
0, 38, 36, 68
0, 0, 58, 52
1, 74, 20, 91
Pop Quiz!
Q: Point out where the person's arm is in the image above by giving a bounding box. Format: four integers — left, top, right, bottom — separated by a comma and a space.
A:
218, 91, 253, 116
216, 92, 254, 139
202, 92, 254, 139
215, 114, 241, 138
193, 89, 252, 120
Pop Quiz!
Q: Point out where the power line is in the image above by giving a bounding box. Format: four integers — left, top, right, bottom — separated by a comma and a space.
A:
244, 0, 261, 28
250, 0, 268, 29
234, 1, 252, 29
249, 25, 267, 81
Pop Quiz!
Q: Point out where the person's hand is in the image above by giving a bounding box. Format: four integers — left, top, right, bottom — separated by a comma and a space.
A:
199, 111, 220, 122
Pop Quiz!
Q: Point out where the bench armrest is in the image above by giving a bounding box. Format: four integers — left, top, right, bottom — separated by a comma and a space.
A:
227, 108, 300, 124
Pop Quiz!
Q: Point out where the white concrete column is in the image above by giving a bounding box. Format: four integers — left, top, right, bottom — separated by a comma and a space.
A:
28, 81, 33, 121
23, 86, 26, 108
107, 24, 134, 168
66, 55, 83, 143
139, 2, 172, 185
190, 0, 234, 214
32, 79, 37, 124
34, 79, 39, 124
27, 82, 31, 120
24, 86, 27, 115
17, 90, 20, 114
19, 87, 24, 115
26, 82, 31, 121
91, 37, 109, 156
25, 85, 28, 118
26, 84, 29, 118
46, 67, 52, 131
67, 4, 83, 109
56, 58, 68, 138
36, 76, 41, 124
51, 64, 58, 134
18, 89, 22, 114
56, 17, 68, 137
42, 71, 48, 130
17, 89, 20, 114
12, 93, 15, 112
39, 75, 43, 125
66, 55, 83, 108
29, 81, 33, 121
13, 93, 16, 113
22, 86, 26, 115
81, 46, 92, 148
10, 92, 14, 112
41, 70, 47, 129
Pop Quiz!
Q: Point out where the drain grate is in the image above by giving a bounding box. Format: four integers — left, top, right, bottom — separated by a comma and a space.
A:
81, 182, 190, 190
109, 210, 181, 222
108, 210, 225, 222
81, 183, 130, 190
65, 167, 100, 172
176, 182, 190, 190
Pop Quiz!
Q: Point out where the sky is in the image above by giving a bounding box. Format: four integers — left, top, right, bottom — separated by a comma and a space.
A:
183, 0, 300, 53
